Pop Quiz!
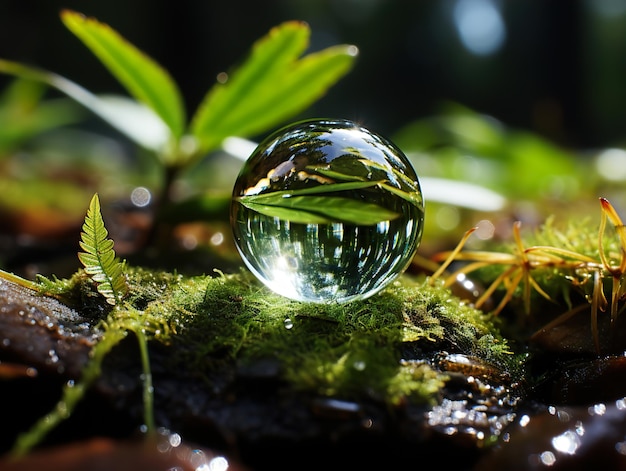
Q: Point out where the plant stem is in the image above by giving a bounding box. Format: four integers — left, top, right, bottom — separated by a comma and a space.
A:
135, 328, 155, 434
142, 164, 181, 252
11, 329, 127, 457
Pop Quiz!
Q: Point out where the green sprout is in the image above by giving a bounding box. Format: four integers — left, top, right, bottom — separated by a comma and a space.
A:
78, 193, 128, 306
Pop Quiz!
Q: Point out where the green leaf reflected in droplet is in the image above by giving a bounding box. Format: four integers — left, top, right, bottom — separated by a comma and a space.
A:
238, 193, 400, 225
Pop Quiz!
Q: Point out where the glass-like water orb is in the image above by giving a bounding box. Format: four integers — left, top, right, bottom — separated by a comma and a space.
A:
230, 118, 424, 303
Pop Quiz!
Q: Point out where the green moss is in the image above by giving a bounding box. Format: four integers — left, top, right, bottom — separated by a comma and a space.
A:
124, 267, 513, 406
34, 264, 518, 392
12, 264, 518, 455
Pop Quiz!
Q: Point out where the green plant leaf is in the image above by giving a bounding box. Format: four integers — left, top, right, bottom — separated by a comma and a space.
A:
238, 200, 334, 224
0, 59, 170, 151
78, 193, 128, 305
61, 9, 186, 140
237, 180, 401, 226
190, 21, 357, 155
242, 194, 400, 225
312, 161, 424, 209
247, 180, 384, 198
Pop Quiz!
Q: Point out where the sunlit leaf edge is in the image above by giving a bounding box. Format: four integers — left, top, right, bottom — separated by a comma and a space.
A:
61, 9, 186, 139
0, 59, 170, 151
190, 21, 309, 146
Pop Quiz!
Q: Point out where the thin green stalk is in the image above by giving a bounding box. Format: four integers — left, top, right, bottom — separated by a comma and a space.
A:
0, 269, 40, 291
134, 327, 155, 434
10, 329, 128, 458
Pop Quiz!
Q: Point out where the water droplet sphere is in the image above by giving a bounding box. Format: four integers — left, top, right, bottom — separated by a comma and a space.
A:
231, 119, 424, 303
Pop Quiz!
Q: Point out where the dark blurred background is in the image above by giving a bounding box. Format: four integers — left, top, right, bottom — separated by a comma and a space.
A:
1, 0, 626, 150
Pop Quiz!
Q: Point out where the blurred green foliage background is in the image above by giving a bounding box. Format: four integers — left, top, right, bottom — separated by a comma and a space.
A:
2, 0, 626, 148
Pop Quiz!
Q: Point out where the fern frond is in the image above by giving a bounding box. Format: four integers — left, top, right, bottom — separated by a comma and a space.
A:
78, 193, 128, 305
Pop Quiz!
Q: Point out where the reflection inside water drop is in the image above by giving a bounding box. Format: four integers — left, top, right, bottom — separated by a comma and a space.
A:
231, 119, 424, 303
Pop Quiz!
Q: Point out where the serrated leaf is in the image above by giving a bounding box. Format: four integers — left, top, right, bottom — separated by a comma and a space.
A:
190, 21, 357, 155
0, 59, 170, 151
78, 193, 128, 305
61, 9, 185, 139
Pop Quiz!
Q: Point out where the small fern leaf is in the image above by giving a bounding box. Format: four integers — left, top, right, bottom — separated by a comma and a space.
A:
78, 194, 128, 305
